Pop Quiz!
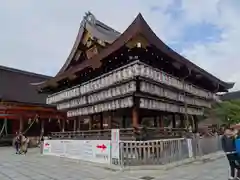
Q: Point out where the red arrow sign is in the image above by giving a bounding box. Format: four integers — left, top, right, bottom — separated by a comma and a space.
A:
96, 144, 107, 151
44, 143, 50, 147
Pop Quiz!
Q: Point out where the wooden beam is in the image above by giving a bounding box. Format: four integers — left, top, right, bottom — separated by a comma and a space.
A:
3, 109, 65, 118
1, 102, 58, 112
0, 115, 20, 120
1, 112, 65, 120
6, 107, 58, 112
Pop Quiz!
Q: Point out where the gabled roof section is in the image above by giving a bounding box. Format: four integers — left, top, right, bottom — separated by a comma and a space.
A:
221, 91, 240, 101
41, 13, 234, 91
57, 12, 120, 75
0, 65, 51, 79
0, 65, 51, 104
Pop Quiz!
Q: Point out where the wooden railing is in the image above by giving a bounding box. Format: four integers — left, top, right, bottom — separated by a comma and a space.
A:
50, 128, 188, 140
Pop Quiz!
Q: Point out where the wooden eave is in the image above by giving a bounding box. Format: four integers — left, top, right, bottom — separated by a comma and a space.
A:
1, 99, 56, 109
0, 104, 57, 113
55, 12, 120, 76
40, 13, 234, 91
0, 103, 66, 119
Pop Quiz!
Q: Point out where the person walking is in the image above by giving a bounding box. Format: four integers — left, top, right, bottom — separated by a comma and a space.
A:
14, 132, 20, 154
21, 134, 29, 155
233, 129, 240, 179
222, 127, 238, 180
40, 136, 44, 154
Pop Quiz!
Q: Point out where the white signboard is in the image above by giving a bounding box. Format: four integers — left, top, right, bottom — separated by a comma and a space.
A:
111, 129, 120, 159
43, 140, 51, 154
43, 140, 111, 164
91, 140, 111, 163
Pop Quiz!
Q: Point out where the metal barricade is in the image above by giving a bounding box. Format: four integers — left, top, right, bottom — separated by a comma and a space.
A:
117, 138, 189, 166
194, 135, 222, 156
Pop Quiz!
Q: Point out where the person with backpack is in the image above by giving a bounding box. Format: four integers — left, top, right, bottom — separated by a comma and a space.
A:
221, 127, 238, 179
21, 134, 29, 155
233, 129, 240, 179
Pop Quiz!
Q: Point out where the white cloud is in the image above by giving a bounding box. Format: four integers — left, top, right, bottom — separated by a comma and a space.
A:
180, 0, 240, 90
0, 0, 239, 91
180, 0, 220, 24
0, 0, 178, 75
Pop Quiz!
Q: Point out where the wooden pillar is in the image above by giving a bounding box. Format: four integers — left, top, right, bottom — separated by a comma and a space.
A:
132, 106, 139, 128
100, 113, 103, 130
62, 119, 65, 132
19, 117, 23, 133
193, 115, 198, 133
153, 116, 157, 127
89, 115, 93, 130
41, 119, 44, 135
184, 93, 189, 128
77, 117, 81, 131
158, 115, 163, 127
180, 114, 185, 128
187, 115, 193, 132
108, 113, 112, 129
73, 118, 77, 131
122, 116, 126, 128
12, 119, 18, 134
172, 114, 176, 128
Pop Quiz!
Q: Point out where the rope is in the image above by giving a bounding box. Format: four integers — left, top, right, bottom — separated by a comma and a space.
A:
0, 123, 5, 137
4, 118, 7, 135
22, 116, 37, 134
0, 119, 8, 138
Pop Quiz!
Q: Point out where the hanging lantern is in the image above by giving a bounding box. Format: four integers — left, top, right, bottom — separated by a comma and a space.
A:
49, 118, 51, 122
36, 118, 39, 123
58, 119, 60, 124
66, 119, 69, 124
28, 118, 31, 124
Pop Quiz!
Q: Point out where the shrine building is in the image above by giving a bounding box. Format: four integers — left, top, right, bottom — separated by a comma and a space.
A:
0, 65, 65, 143
37, 12, 234, 135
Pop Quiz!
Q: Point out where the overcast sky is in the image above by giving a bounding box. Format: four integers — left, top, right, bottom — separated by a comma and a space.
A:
0, 0, 239, 90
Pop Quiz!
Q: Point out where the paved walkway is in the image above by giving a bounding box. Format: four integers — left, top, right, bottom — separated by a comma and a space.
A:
0, 147, 229, 180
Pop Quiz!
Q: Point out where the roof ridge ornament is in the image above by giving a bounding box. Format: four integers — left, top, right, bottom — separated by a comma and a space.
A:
84, 11, 96, 25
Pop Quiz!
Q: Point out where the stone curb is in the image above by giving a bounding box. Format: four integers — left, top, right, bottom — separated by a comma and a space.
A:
54, 151, 225, 172
120, 151, 225, 171
193, 151, 225, 164
57, 156, 122, 171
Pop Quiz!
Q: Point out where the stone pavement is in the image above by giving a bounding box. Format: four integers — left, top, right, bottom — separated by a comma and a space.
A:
0, 147, 230, 180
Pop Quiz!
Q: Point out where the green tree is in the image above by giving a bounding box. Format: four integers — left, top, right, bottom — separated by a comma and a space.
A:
210, 100, 240, 125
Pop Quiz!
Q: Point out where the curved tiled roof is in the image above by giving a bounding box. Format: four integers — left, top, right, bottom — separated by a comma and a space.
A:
0, 65, 51, 104
221, 91, 240, 101
56, 12, 120, 75
40, 13, 234, 91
